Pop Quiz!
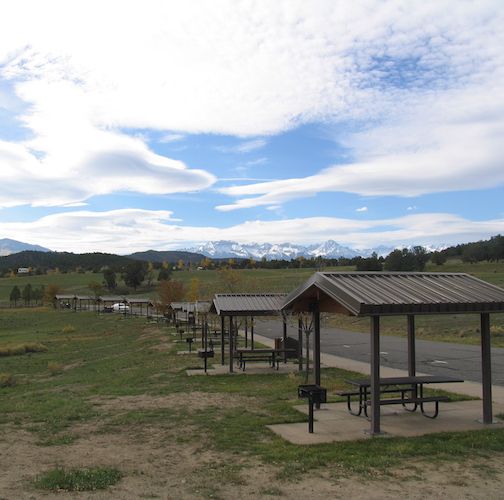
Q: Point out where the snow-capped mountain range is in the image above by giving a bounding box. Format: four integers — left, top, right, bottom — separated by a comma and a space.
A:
183, 240, 448, 260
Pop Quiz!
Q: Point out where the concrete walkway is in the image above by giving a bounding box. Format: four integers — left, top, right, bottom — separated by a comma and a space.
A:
254, 318, 504, 386
251, 331, 504, 405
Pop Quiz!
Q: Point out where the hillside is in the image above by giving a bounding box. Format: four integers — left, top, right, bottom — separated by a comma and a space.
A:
127, 249, 207, 264
0, 251, 136, 273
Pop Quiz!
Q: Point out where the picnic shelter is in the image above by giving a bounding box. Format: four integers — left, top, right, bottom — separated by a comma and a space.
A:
282, 271, 504, 435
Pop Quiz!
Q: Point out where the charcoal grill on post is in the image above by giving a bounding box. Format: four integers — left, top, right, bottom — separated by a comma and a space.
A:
198, 320, 214, 373
186, 337, 194, 352
298, 384, 327, 433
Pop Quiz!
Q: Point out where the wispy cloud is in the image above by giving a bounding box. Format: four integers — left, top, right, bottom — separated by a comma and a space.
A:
0, 0, 502, 211
1, 209, 502, 254
159, 133, 185, 143
216, 139, 267, 154
356, 206, 368, 212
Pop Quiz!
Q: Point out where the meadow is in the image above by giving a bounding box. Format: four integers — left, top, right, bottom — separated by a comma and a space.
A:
2, 258, 504, 346
1, 308, 504, 497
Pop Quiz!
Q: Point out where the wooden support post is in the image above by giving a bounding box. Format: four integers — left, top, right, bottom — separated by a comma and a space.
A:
298, 316, 303, 372
229, 315, 234, 373
481, 313, 493, 424
220, 315, 225, 365
370, 316, 381, 435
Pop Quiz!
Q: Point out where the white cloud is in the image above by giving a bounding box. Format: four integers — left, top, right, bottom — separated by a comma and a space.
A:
1, 209, 502, 254
356, 206, 368, 212
0, 0, 502, 208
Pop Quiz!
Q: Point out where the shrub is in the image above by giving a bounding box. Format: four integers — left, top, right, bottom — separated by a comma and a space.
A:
34, 467, 122, 491
48, 362, 64, 376
0, 342, 47, 357
0, 373, 15, 387
62, 324, 76, 334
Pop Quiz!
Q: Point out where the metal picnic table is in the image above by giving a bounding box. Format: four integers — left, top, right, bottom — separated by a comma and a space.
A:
339, 375, 464, 419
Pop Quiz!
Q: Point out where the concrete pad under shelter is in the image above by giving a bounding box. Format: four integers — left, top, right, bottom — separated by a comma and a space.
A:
186, 362, 302, 376
268, 400, 504, 445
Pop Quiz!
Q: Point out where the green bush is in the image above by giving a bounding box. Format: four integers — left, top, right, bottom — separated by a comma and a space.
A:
34, 467, 122, 491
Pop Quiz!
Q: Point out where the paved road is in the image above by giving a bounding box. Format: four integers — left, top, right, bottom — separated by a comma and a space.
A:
254, 318, 504, 386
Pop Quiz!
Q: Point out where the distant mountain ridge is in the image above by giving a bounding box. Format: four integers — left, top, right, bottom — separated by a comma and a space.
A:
0, 238, 51, 256
127, 249, 207, 264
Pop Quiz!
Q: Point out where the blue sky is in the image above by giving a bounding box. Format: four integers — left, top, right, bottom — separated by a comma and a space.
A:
0, 0, 503, 253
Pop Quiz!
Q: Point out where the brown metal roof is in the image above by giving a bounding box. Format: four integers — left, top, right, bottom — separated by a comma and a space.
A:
211, 293, 287, 316
282, 272, 504, 316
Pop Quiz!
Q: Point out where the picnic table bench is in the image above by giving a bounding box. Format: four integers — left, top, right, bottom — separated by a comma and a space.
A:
336, 375, 464, 419
234, 349, 298, 371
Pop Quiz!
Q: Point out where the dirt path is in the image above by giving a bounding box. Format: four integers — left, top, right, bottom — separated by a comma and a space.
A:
1, 423, 504, 499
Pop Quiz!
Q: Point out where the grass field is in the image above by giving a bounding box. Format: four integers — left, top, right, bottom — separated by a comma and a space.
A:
2, 259, 504, 347
1, 308, 504, 497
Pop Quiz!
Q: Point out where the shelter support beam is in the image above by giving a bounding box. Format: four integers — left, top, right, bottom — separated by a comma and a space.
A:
251, 316, 255, 349
283, 315, 288, 363
298, 316, 303, 372
221, 316, 225, 365
407, 315, 416, 377
370, 316, 381, 435
245, 317, 248, 348
313, 306, 321, 387
481, 313, 493, 424
229, 315, 234, 373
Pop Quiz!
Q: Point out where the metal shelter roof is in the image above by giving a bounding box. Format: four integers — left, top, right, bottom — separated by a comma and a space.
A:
282, 272, 504, 316
211, 293, 287, 316
126, 298, 154, 305
100, 296, 127, 303
55, 294, 76, 300
169, 302, 186, 311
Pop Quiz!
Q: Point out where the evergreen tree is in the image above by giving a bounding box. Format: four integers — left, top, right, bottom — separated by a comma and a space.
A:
103, 269, 117, 290
10, 285, 21, 306
22, 284, 33, 305
122, 261, 145, 290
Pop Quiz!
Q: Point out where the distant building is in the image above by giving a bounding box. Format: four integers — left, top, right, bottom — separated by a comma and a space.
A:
17, 268, 30, 274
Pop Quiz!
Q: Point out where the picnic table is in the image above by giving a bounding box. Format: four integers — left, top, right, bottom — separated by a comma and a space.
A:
235, 348, 298, 371
337, 375, 464, 419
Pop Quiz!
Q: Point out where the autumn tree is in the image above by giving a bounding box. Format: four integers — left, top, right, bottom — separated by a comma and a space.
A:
157, 280, 185, 313
44, 284, 61, 308
88, 281, 103, 298
187, 278, 201, 302
217, 268, 243, 292
146, 262, 155, 287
